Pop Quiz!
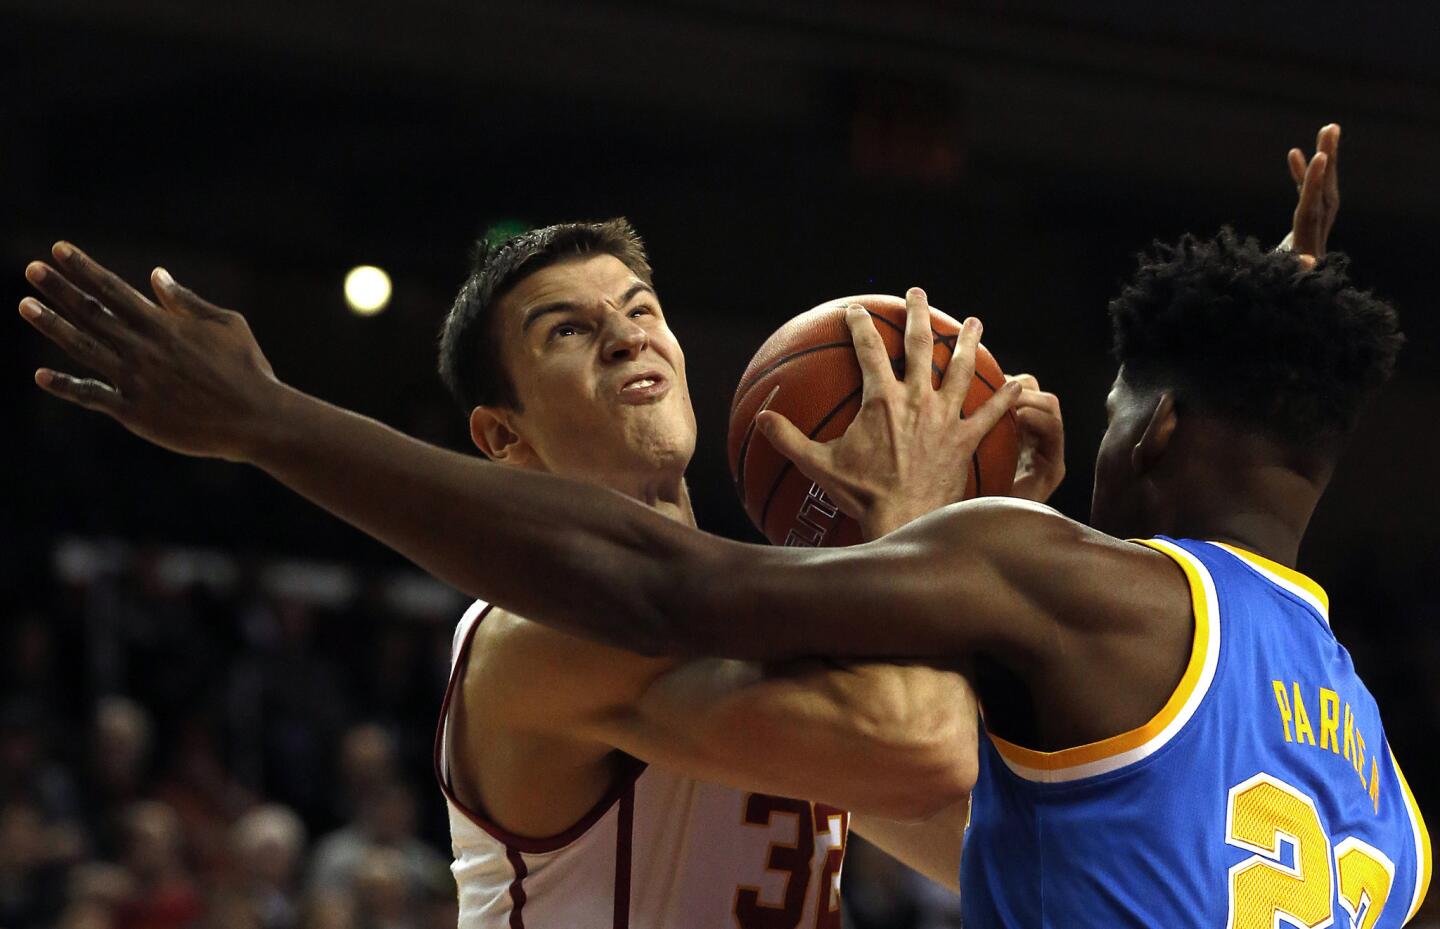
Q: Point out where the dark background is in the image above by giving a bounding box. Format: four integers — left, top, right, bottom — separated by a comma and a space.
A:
3, 2, 1439, 928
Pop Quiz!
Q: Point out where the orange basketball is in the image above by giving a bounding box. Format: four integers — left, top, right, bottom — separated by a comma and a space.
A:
727, 294, 1019, 547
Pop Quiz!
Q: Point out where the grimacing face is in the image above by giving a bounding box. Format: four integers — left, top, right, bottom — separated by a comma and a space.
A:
480, 254, 697, 482
1090, 369, 1158, 539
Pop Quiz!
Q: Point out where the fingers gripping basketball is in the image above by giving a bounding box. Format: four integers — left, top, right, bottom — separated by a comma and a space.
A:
727, 295, 1019, 548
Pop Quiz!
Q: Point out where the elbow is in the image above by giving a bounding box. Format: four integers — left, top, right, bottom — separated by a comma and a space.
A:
917, 753, 978, 819
861, 766, 972, 822
891, 735, 977, 821
870, 704, 978, 821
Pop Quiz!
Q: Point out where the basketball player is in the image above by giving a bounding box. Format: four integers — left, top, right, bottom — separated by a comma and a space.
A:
19, 217, 1041, 926
423, 219, 1033, 927
26, 125, 1414, 929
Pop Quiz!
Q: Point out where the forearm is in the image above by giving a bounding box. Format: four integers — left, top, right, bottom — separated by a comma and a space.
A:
248, 384, 701, 654
22, 244, 1067, 664
610, 659, 976, 819
239, 388, 1062, 664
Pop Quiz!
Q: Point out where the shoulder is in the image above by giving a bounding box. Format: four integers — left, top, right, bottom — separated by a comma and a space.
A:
906, 498, 1168, 577
879, 498, 1092, 561
459, 603, 677, 731
450, 599, 492, 659
910, 498, 1189, 633
466, 605, 669, 673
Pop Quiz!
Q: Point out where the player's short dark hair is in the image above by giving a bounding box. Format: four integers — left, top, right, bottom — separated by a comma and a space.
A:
1109, 228, 1403, 450
438, 218, 653, 412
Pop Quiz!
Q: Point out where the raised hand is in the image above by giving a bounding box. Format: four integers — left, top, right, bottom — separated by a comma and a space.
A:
756, 287, 1021, 540
19, 242, 285, 462
1007, 373, 1065, 504
1280, 123, 1341, 258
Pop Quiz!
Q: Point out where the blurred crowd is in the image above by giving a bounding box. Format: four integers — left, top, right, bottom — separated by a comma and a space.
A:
1, 541, 460, 929
0, 539, 974, 929
3, 536, 1435, 929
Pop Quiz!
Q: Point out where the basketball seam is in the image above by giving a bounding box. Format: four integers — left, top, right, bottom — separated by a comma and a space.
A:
734, 313, 974, 411
867, 311, 959, 347
733, 410, 760, 502
731, 341, 854, 412
872, 314, 1008, 434
758, 385, 863, 530
746, 311, 1008, 535
866, 313, 977, 384
734, 309, 961, 411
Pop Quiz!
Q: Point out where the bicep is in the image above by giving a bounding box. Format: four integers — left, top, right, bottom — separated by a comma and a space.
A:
463, 612, 675, 741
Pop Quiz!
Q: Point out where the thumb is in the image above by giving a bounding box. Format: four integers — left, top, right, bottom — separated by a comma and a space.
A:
756, 410, 826, 475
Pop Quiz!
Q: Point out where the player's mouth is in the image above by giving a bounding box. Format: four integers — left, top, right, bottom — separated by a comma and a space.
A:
617, 371, 670, 404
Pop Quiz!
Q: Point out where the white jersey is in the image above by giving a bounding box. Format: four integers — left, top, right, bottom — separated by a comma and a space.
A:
435, 601, 849, 929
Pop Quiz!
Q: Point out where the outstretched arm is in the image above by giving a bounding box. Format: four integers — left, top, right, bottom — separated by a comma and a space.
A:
19, 246, 1151, 666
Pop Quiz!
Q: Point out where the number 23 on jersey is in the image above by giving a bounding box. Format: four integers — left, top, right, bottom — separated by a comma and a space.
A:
1227, 773, 1396, 929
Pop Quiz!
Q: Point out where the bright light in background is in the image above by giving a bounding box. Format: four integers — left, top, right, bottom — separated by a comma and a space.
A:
344, 265, 392, 315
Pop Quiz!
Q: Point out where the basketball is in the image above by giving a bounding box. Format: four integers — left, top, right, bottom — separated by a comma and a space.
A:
727, 294, 1019, 547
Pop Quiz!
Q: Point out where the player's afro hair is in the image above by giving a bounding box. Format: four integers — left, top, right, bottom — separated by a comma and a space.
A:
438, 218, 653, 413
1109, 228, 1403, 450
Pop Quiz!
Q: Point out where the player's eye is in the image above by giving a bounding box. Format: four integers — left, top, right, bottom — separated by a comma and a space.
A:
628, 305, 654, 319
549, 322, 584, 341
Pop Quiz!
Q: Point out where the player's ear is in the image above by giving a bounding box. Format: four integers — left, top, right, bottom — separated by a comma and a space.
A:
470, 406, 534, 466
1130, 391, 1177, 476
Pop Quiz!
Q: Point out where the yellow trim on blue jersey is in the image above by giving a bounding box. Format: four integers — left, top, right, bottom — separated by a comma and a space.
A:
988, 538, 1218, 781
1212, 543, 1330, 619
1392, 749, 1432, 923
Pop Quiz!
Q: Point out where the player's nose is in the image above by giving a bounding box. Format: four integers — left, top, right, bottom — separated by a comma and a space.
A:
601, 314, 648, 362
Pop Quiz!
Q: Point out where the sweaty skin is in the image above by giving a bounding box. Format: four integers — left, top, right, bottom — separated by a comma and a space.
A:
440, 267, 1012, 832
19, 241, 1188, 757
17, 127, 1337, 879
446, 271, 984, 828
19, 250, 1037, 893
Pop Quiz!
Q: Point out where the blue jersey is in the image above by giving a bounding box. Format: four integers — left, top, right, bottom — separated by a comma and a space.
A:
961, 537, 1432, 928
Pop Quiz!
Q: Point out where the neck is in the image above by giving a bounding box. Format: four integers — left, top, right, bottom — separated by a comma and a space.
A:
521, 457, 696, 527
1169, 501, 1307, 567
597, 468, 696, 527
629, 472, 697, 527
1155, 423, 1328, 568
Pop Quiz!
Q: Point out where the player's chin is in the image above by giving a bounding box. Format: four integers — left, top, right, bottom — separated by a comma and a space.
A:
621, 415, 696, 468
617, 390, 692, 425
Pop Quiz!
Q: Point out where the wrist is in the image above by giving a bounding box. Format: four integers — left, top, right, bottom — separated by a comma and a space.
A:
235, 379, 311, 468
